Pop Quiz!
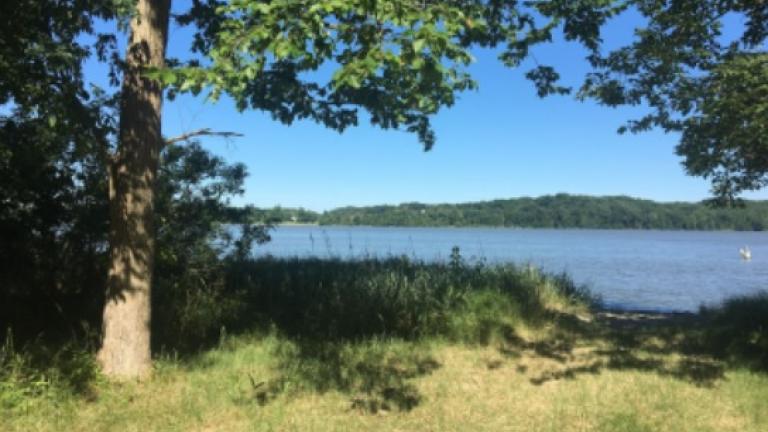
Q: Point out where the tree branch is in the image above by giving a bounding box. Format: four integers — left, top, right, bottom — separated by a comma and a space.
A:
164, 128, 243, 145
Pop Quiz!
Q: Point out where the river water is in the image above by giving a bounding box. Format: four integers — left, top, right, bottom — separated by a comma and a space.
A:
252, 226, 768, 312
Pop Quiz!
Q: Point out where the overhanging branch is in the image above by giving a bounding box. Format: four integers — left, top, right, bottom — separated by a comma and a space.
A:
164, 128, 243, 145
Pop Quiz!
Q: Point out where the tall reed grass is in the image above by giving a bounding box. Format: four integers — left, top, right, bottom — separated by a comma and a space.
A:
199, 253, 597, 344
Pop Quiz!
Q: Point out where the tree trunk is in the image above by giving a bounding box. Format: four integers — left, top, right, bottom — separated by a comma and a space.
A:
97, 0, 170, 380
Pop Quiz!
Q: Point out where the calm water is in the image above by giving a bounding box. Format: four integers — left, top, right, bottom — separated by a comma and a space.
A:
252, 226, 768, 312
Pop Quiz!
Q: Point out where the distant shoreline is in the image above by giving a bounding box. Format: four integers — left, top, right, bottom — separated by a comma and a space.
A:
270, 224, 764, 233
238, 194, 768, 231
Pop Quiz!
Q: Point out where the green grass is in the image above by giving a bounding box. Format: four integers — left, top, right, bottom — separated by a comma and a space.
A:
3, 257, 768, 431
151, 254, 595, 352
699, 292, 768, 370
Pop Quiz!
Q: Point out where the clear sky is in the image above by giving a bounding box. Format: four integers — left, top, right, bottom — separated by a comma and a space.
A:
89, 3, 768, 212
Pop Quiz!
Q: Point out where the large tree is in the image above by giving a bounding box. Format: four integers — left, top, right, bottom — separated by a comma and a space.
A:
77, 0, 768, 379
98, 0, 621, 379
4, 0, 764, 380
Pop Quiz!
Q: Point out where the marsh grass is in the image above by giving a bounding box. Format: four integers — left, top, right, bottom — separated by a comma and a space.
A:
161, 254, 596, 350
3, 258, 768, 431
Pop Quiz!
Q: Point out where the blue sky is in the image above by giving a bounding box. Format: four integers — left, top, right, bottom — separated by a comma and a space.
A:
90, 4, 768, 211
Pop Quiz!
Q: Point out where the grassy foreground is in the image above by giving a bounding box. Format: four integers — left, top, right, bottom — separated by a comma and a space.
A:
2, 256, 768, 431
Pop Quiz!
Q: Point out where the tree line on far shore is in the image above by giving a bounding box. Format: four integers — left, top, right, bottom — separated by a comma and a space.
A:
238, 194, 768, 231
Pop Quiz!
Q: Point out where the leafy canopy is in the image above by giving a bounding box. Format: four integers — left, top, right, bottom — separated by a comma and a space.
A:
576, 0, 768, 203
159, 0, 622, 149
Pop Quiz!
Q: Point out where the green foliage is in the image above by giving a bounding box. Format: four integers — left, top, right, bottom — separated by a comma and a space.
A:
318, 194, 768, 230
0, 134, 267, 347
0, 0, 129, 113
0, 0, 130, 340
0, 88, 114, 343
574, 1, 768, 202
151, 142, 271, 352
677, 54, 768, 202
163, 0, 621, 149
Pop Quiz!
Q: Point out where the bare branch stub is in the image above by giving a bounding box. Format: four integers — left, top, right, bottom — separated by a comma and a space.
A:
164, 128, 244, 145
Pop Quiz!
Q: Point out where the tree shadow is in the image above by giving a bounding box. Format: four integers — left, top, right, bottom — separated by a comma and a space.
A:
193, 335, 441, 413
495, 311, 727, 388
267, 338, 442, 414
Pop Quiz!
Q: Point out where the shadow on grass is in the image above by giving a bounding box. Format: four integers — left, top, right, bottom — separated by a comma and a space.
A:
495, 310, 729, 388
280, 339, 441, 413
222, 337, 441, 413
164, 258, 768, 405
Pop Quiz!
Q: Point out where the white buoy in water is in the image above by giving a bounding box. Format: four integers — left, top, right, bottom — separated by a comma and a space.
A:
740, 246, 752, 261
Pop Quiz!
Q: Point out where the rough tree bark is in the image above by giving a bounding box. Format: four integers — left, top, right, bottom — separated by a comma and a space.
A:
97, 0, 171, 380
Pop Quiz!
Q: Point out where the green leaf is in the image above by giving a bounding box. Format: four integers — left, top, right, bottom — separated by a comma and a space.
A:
160, 69, 178, 85
413, 39, 426, 53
